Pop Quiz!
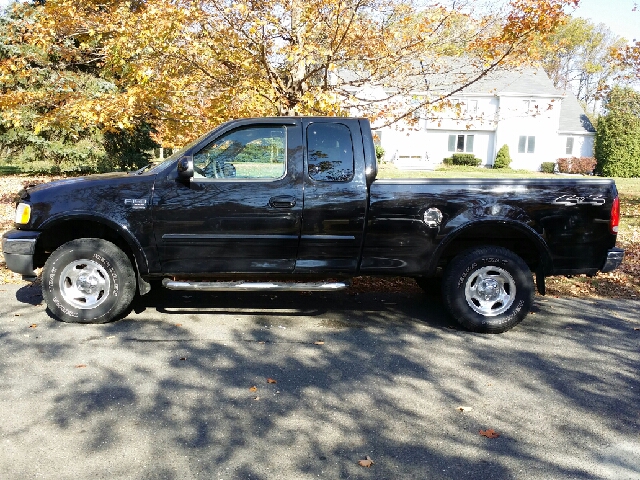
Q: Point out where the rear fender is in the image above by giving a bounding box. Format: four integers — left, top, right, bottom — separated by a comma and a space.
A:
428, 210, 553, 276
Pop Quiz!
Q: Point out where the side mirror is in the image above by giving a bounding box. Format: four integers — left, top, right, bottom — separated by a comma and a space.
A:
177, 156, 194, 180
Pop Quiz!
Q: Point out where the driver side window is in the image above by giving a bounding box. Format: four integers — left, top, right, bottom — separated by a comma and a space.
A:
193, 126, 286, 179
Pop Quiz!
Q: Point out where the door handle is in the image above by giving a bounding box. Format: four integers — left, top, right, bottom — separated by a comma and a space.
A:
269, 195, 296, 208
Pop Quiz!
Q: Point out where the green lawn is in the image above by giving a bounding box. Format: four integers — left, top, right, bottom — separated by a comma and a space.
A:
377, 163, 553, 179
378, 163, 640, 194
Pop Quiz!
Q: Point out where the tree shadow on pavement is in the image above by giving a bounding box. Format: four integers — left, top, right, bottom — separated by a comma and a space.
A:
1, 287, 639, 479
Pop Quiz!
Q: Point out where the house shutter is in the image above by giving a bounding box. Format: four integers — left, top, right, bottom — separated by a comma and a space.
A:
518, 136, 526, 153
465, 135, 474, 152
448, 135, 456, 152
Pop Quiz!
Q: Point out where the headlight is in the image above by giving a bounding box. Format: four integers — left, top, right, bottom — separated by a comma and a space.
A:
15, 203, 31, 224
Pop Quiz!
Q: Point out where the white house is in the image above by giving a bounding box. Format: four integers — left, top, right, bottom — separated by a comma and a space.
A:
355, 67, 595, 171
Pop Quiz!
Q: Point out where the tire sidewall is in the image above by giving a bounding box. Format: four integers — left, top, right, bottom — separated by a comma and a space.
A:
444, 248, 533, 333
43, 240, 132, 323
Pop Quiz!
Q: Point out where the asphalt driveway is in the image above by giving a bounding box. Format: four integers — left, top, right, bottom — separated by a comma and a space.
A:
1, 283, 639, 479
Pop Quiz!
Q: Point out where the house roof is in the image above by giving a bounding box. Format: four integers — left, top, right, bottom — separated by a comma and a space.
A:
558, 93, 596, 133
465, 67, 595, 134
470, 68, 561, 96
338, 61, 595, 135
413, 63, 561, 96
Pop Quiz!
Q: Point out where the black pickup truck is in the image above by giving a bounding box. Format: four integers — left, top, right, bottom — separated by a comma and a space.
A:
2, 117, 624, 332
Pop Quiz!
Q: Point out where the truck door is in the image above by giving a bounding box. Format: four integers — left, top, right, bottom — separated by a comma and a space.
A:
152, 120, 303, 274
296, 119, 369, 274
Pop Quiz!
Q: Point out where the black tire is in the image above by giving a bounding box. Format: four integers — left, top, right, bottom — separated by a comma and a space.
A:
42, 238, 136, 324
442, 246, 534, 333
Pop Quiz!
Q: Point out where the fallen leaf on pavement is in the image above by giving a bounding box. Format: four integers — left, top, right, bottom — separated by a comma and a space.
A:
358, 456, 374, 468
479, 429, 500, 438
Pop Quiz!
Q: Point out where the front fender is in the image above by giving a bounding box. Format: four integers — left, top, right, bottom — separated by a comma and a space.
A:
38, 212, 150, 275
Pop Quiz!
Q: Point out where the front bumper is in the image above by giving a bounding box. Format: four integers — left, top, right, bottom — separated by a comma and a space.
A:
601, 247, 625, 273
1, 230, 41, 277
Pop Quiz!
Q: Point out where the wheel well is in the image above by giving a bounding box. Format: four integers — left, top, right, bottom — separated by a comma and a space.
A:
436, 224, 544, 273
34, 220, 136, 271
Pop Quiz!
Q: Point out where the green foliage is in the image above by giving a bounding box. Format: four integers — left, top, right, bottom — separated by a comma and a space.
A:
234, 138, 285, 164
0, 125, 106, 174
443, 153, 481, 167
0, 7, 108, 173
375, 145, 385, 161
595, 87, 640, 178
101, 124, 159, 172
0, 7, 156, 174
493, 144, 511, 169
541, 162, 556, 174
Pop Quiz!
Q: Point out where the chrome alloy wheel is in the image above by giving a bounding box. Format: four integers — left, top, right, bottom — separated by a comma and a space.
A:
59, 259, 111, 309
464, 266, 516, 316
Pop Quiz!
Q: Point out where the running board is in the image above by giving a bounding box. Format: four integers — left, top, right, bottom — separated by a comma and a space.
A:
162, 279, 350, 292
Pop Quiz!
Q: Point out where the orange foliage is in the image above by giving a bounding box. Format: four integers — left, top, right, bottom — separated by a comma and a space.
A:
1, 0, 581, 147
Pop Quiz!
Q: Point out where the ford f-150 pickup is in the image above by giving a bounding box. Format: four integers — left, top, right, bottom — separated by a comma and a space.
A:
2, 117, 625, 332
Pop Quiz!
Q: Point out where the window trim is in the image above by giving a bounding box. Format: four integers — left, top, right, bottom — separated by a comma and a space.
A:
448, 133, 475, 153
565, 136, 574, 155
192, 125, 288, 183
522, 99, 538, 114
518, 135, 536, 154
306, 122, 355, 183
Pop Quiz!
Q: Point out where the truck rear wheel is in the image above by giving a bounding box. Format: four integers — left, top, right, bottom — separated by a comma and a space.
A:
442, 246, 534, 333
42, 239, 136, 324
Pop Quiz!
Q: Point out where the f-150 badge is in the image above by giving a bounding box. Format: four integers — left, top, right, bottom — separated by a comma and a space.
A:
554, 194, 605, 206
124, 198, 148, 209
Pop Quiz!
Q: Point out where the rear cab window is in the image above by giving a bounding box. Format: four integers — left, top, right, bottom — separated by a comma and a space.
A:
306, 123, 354, 182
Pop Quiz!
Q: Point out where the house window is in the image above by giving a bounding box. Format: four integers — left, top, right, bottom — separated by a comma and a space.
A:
522, 99, 538, 114
451, 99, 478, 116
448, 134, 474, 153
467, 100, 478, 116
372, 130, 382, 147
566, 137, 574, 155
518, 136, 535, 154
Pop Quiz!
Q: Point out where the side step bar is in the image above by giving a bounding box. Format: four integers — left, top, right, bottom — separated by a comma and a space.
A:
162, 279, 350, 292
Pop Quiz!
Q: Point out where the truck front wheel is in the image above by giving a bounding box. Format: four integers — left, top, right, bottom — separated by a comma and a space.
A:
442, 246, 534, 333
42, 239, 136, 323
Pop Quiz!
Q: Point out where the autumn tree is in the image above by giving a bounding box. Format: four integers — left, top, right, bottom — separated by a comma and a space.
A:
1, 0, 580, 150
0, 2, 161, 172
540, 17, 625, 115
0, 4, 107, 171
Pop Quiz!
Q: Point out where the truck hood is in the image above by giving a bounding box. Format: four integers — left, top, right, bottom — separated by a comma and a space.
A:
20, 172, 133, 199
